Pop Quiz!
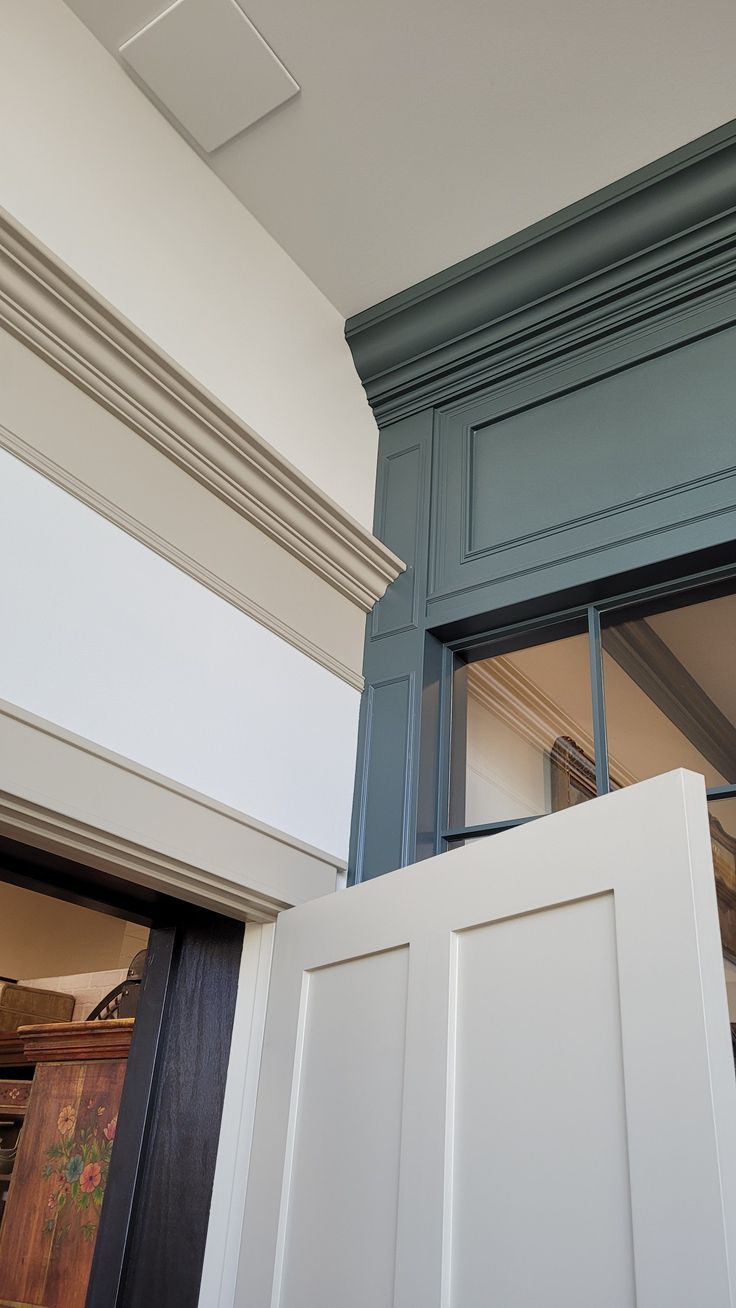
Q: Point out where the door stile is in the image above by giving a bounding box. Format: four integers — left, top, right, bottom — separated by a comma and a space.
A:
392, 930, 456, 1308
610, 774, 736, 1305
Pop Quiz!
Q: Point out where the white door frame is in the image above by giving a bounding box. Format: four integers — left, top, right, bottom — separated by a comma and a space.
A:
0, 696, 343, 921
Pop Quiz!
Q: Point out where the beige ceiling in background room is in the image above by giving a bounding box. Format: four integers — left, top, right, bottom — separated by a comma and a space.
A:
63, 0, 736, 314
648, 595, 736, 725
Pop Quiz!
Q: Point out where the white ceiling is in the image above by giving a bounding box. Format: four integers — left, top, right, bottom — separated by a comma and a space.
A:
64, 0, 736, 316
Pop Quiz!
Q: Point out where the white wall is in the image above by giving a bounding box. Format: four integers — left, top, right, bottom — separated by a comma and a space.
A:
0, 0, 378, 530
0, 450, 360, 860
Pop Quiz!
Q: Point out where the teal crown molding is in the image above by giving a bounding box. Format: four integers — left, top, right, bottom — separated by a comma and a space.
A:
345, 119, 736, 423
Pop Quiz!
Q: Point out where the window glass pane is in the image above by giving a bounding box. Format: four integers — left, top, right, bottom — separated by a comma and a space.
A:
602, 593, 736, 790
709, 800, 736, 973
453, 633, 594, 828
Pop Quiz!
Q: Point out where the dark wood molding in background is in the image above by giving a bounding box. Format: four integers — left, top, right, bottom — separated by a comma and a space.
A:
603, 619, 736, 784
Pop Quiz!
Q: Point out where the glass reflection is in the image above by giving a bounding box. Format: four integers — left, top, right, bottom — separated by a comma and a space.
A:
456, 633, 594, 827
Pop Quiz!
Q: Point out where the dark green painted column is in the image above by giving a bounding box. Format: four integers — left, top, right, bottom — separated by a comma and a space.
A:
349, 410, 437, 882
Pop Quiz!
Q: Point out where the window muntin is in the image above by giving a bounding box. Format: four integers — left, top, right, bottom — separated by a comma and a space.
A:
446, 577, 736, 979
447, 581, 736, 842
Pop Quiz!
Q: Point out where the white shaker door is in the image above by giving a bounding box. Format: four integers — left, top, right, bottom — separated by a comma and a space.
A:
237, 770, 736, 1308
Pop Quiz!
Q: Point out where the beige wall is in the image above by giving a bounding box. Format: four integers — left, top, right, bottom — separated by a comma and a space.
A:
0, 880, 145, 981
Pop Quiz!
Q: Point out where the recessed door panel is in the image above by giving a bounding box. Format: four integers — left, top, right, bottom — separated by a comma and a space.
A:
238, 771, 736, 1307
451, 897, 635, 1307
278, 948, 409, 1308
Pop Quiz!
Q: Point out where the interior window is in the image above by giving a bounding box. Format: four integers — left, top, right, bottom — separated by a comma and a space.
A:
601, 593, 736, 791
454, 632, 594, 828
449, 585, 736, 1006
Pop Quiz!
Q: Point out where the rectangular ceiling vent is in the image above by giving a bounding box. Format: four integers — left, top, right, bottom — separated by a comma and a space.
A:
120, 0, 299, 153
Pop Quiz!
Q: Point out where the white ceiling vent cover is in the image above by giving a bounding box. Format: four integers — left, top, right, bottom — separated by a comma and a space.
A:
120, 0, 299, 153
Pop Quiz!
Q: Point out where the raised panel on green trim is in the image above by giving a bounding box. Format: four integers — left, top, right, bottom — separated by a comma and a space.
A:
372, 443, 424, 637
354, 675, 414, 880
347, 119, 736, 883
432, 322, 736, 605
468, 329, 736, 556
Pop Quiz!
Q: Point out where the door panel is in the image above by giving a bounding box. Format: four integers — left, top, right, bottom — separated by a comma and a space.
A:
278, 947, 408, 1308
451, 896, 635, 1307
238, 770, 736, 1307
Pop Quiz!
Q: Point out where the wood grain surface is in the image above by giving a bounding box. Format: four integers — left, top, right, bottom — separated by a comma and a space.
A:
0, 1058, 128, 1308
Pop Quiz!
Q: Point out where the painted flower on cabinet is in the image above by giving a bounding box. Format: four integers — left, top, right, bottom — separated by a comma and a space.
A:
57, 1105, 77, 1135
80, 1161, 102, 1193
42, 1099, 114, 1241
64, 1153, 84, 1184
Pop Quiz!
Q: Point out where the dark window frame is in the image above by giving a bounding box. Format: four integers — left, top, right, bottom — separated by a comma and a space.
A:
440, 560, 736, 848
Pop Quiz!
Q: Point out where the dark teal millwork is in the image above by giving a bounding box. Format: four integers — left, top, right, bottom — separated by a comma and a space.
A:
347, 119, 736, 884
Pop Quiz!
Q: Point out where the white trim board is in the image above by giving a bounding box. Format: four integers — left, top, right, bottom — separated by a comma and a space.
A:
0, 698, 342, 921
0, 208, 403, 613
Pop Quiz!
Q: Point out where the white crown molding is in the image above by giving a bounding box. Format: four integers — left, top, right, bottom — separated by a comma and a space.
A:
0, 208, 404, 613
0, 698, 343, 921
468, 657, 638, 787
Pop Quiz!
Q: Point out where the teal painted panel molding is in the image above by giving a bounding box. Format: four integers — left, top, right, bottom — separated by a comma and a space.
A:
371, 441, 425, 638
467, 332, 736, 556
349, 119, 736, 883
431, 322, 736, 606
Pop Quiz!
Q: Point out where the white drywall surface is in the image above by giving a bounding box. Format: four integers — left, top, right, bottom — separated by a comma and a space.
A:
0, 451, 360, 860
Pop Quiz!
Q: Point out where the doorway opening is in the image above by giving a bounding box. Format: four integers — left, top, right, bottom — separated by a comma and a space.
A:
0, 832, 243, 1308
0, 877, 149, 1308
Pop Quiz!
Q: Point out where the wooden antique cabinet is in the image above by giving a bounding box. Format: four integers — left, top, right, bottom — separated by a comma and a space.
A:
0, 1019, 133, 1308
0, 1078, 32, 1232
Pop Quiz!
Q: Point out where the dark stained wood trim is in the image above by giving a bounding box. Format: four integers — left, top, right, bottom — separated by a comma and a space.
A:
602, 619, 736, 783
113, 911, 244, 1308
0, 836, 164, 926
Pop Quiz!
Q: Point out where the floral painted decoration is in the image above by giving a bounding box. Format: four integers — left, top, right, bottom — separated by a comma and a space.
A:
42, 1102, 116, 1241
